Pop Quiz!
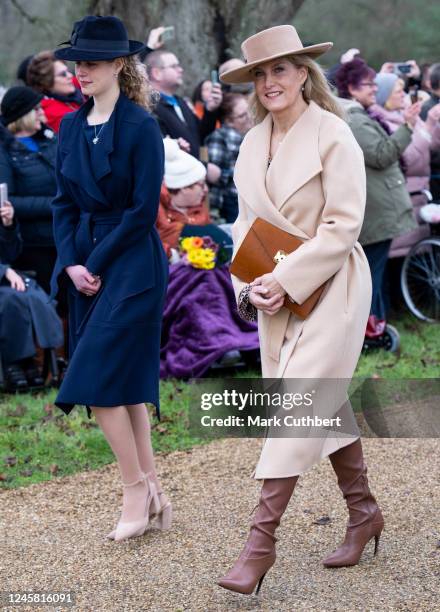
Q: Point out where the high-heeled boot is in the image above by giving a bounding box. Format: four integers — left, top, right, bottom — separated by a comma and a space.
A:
322, 438, 384, 567
217, 476, 298, 595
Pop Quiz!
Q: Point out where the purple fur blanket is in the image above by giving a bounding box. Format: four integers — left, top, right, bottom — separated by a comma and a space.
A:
160, 263, 259, 378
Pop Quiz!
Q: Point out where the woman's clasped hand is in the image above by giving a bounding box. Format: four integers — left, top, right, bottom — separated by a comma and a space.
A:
249, 272, 286, 315
65, 264, 101, 297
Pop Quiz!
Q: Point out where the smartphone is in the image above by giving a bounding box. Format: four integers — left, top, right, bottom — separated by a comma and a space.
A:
211, 69, 219, 84
410, 87, 419, 104
160, 26, 175, 42
396, 63, 411, 75
0, 183, 7, 208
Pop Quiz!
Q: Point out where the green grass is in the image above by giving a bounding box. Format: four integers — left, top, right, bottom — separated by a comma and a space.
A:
1, 311, 438, 490
0, 380, 204, 490
354, 311, 439, 378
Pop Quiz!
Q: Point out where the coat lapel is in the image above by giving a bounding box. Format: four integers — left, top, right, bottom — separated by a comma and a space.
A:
266, 100, 323, 210
234, 101, 323, 240
60, 92, 125, 206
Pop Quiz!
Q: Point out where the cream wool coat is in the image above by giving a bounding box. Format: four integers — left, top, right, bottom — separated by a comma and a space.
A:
230, 100, 372, 479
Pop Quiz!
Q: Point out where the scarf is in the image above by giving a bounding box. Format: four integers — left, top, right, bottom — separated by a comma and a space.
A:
366, 106, 407, 175
44, 87, 84, 106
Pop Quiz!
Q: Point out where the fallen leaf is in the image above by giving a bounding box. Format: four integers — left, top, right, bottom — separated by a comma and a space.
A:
49, 464, 59, 475
4, 456, 17, 467
7, 404, 27, 417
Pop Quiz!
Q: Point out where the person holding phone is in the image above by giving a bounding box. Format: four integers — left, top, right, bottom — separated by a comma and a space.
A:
145, 49, 223, 158
335, 59, 419, 337
368, 72, 440, 299
49, 15, 171, 542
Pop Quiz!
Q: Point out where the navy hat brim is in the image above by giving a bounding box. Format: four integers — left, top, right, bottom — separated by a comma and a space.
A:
54, 39, 146, 62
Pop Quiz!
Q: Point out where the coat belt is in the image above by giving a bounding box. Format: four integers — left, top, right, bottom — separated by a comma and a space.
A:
80, 210, 124, 225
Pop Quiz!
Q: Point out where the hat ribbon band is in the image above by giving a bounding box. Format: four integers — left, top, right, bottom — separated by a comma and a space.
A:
73, 38, 130, 51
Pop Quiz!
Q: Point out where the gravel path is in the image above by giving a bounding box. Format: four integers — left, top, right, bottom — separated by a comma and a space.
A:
1, 437, 439, 612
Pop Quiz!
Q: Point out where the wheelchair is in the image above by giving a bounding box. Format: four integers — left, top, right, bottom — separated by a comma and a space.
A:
400, 190, 440, 322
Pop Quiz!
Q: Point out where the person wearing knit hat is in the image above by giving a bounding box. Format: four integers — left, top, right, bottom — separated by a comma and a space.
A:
374, 73, 399, 107
163, 137, 206, 189
156, 139, 259, 381
158, 138, 210, 255
0, 86, 43, 126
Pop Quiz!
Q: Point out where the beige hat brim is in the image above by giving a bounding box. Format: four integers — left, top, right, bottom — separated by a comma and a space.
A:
219, 42, 333, 84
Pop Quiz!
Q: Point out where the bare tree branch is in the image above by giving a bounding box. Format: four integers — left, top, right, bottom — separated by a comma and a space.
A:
9, 0, 39, 24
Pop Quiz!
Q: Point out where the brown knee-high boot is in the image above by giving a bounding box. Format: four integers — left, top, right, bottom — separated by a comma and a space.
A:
217, 476, 298, 595
322, 438, 384, 568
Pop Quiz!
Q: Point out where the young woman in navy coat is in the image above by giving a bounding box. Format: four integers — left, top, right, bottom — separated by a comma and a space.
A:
50, 15, 172, 541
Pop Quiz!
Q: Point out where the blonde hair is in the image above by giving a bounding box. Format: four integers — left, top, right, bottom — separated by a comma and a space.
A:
8, 109, 38, 134
249, 54, 345, 123
117, 55, 155, 111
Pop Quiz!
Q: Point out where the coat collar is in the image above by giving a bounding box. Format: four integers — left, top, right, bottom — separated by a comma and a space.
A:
60, 91, 130, 206
234, 100, 324, 239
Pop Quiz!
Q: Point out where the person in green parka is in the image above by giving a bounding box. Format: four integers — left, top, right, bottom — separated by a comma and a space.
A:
335, 58, 418, 336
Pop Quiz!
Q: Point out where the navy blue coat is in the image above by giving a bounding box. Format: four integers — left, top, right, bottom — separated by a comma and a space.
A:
50, 92, 169, 419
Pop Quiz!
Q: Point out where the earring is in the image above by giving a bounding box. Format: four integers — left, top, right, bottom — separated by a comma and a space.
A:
301, 85, 305, 91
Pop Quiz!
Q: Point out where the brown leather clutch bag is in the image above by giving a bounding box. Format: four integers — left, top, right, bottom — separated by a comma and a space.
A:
229, 217, 326, 319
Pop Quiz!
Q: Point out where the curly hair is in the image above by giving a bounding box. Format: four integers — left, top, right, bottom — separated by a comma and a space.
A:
249, 54, 344, 124
118, 55, 156, 111
26, 50, 56, 92
335, 58, 376, 99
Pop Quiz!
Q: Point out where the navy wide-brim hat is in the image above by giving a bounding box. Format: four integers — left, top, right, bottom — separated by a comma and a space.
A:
54, 15, 146, 61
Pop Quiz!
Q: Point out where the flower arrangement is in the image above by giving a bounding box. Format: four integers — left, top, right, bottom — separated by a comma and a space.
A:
179, 236, 219, 270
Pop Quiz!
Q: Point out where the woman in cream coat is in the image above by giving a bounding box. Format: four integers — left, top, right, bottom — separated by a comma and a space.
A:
217, 25, 384, 596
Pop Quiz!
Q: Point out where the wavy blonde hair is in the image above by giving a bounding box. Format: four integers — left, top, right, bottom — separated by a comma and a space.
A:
249, 54, 344, 123
117, 55, 155, 111
8, 109, 38, 134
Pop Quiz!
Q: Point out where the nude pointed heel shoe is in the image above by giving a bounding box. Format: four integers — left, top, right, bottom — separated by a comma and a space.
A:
106, 474, 160, 542
106, 472, 171, 539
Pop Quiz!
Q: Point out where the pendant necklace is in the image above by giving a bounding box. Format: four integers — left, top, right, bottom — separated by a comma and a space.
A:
92, 122, 106, 145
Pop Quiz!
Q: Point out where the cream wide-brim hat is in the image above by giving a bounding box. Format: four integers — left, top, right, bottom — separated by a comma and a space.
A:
220, 25, 333, 84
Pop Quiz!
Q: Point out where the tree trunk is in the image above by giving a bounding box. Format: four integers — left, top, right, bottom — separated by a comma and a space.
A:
89, 0, 306, 96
